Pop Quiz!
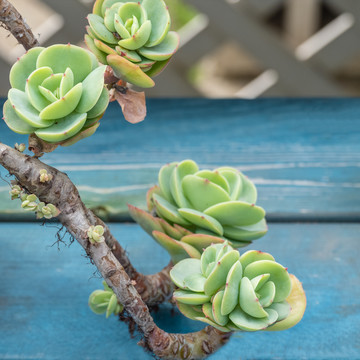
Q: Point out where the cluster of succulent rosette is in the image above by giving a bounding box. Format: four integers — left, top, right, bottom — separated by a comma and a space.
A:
171, 242, 303, 332
1, 0, 306, 339
125, 160, 306, 331
3, 0, 179, 145
85, 0, 179, 88
128, 160, 268, 263
10, 184, 60, 220
89, 281, 124, 317
3, 45, 109, 145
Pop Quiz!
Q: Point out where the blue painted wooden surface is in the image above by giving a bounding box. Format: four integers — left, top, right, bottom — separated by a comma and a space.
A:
1, 99, 359, 359
1, 98, 360, 221
0, 223, 359, 359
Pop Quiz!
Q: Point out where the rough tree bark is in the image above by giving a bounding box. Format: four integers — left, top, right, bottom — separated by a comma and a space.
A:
0, 0, 40, 50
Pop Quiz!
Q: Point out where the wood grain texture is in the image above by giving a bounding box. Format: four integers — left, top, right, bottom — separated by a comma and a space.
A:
0, 222, 359, 359
0, 98, 359, 221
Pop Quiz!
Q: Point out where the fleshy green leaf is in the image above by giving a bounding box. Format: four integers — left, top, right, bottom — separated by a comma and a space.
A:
94, 39, 117, 55
25, 66, 52, 111
35, 112, 87, 143
170, 159, 198, 208
221, 260, 242, 315
158, 162, 177, 203
87, 87, 109, 118
196, 170, 230, 193
8, 89, 55, 128
142, 0, 171, 47
258, 281, 276, 307
195, 316, 231, 333
212, 290, 228, 326
173, 290, 210, 305
60, 122, 100, 147
139, 31, 179, 61
244, 260, 292, 303
37, 44, 93, 84
116, 45, 142, 62
240, 250, 275, 271
180, 234, 225, 253
238, 172, 257, 203
178, 208, 223, 236
9, 47, 44, 91
223, 219, 268, 241
144, 58, 171, 77
107, 54, 155, 88
204, 250, 240, 296
2, 100, 36, 135
85, 35, 108, 64
39, 83, 83, 120
88, 14, 119, 44
266, 275, 306, 331
204, 201, 265, 227
152, 231, 200, 263
239, 277, 268, 318
127, 204, 163, 236
218, 168, 242, 200
119, 20, 152, 50
229, 305, 275, 331
153, 193, 190, 226
170, 258, 202, 289
176, 302, 203, 321
60, 68, 74, 97
182, 175, 231, 212
76, 65, 106, 113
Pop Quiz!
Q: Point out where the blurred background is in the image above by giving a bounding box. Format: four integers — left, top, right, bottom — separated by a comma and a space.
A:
1, 0, 360, 97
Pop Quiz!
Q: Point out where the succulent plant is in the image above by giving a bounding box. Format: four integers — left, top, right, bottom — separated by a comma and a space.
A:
88, 225, 106, 244
85, 0, 179, 88
21, 194, 38, 211
9, 185, 22, 200
129, 160, 267, 263
36, 202, 60, 220
15, 143, 26, 152
39, 169, 53, 183
3, 44, 110, 145
170, 242, 306, 332
89, 280, 124, 318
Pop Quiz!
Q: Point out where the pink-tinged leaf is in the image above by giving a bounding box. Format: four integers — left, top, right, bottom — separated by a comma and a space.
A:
180, 234, 226, 253
146, 185, 162, 212
60, 122, 100, 147
152, 230, 201, 263
266, 274, 307, 331
107, 54, 155, 88
157, 218, 184, 240
114, 87, 146, 124
128, 204, 163, 236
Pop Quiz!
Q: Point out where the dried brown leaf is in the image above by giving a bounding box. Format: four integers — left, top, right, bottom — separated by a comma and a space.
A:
114, 88, 147, 124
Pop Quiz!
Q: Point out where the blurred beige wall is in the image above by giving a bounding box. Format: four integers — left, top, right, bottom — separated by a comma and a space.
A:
1, 0, 360, 97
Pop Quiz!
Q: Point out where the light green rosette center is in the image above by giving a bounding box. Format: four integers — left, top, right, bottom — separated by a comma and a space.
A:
85, 0, 179, 88
3, 44, 109, 145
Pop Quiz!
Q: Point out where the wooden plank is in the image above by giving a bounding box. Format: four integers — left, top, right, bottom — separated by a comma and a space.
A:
186, 0, 345, 96
0, 222, 359, 359
1, 98, 359, 221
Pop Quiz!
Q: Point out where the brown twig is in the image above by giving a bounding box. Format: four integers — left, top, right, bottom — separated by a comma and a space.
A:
0, 143, 232, 358
0, 0, 39, 50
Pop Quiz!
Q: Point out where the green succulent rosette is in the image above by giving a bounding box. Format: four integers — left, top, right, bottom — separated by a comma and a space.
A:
170, 242, 306, 332
128, 160, 268, 263
89, 281, 124, 318
3, 44, 109, 145
85, 0, 179, 88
